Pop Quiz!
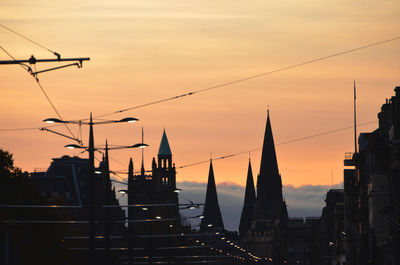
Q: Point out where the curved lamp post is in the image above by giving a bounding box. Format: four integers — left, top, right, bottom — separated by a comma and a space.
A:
64, 143, 148, 151
43, 114, 142, 265
43, 117, 138, 125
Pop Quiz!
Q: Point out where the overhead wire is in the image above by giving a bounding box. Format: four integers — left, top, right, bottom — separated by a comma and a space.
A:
1, 26, 395, 175
0, 23, 58, 54
35, 80, 77, 139
177, 120, 377, 169
96, 36, 400, 119
0, 39, 77, 141
0, 45, 31, 71
108, 120, 377, 185
0, 124, 63, 132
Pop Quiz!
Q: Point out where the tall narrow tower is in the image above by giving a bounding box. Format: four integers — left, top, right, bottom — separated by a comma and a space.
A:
239, 159, 256, 237
201, 159, 224, 231
255, 110, 285, 220
155, 129, 176, 189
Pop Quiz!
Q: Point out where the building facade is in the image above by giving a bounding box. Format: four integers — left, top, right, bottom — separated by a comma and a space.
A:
343, 86, 400, 265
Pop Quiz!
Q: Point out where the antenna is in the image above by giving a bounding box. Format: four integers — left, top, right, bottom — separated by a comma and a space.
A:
354, 81, 357, 153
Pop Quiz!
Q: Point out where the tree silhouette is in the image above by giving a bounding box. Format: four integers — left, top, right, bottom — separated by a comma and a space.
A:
0, 148, 67, 265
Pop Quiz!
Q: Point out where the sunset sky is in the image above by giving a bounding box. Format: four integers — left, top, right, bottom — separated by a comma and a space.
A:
1, 0, 399, 190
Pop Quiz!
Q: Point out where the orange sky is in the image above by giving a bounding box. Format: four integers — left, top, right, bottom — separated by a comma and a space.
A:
1, 0, 399, 187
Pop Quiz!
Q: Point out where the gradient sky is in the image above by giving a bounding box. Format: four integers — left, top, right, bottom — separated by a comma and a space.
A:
1, 0, 399, 188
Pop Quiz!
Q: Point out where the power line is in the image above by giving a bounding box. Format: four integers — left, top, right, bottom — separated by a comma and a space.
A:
177, 120, 377, 169
110, 120, 376, 185
0, 45, 31, 71
0, 23, 57, 55
0, 44, 77, 140
35, 80, 76, 139
0, 124, 63, 132
96, 36, 400, 119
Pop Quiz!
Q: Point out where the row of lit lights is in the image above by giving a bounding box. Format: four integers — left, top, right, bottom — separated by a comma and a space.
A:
190, 235, 261, 263
219, 237, 263, 262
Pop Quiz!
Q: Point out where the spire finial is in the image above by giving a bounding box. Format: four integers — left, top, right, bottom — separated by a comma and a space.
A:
267, 105, 270, 116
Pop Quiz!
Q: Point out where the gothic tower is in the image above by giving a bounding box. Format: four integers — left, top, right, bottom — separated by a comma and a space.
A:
239, 159, 256, 237
153, 129, 176, 191
200, 159, 224, 231
247, 110, 287, 264
255, 110, 286, 220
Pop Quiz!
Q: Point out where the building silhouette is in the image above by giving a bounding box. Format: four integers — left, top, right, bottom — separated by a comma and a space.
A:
239, 159, 256, 237
128, 129, 179, 228
318, 189, 345, 265
240, 110, 289, 263
238, 111, 330, 265
343, 86, 400, 265
30, 153, 126, 265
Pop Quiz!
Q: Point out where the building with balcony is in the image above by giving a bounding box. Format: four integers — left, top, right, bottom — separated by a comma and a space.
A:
343, 86, 400, 265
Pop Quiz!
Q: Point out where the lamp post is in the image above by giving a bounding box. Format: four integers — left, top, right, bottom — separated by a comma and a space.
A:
43, 114, 143, 265
64, 143, 148, 151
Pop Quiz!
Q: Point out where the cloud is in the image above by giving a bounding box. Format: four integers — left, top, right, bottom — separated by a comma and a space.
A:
283, 182, 343, 217
177, 181, 343, 231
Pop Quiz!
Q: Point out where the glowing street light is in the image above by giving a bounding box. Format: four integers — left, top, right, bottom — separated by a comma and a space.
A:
64, 143, 148, 151
43, 117, 138, 125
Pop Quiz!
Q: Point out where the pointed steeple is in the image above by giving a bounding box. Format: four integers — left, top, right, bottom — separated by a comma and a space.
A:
141, 159, 145, 176
141, 127, 145, 176
239, 159, 256, 237
104, 140, 112, 203
157, 130, 173, 170
201, 159, 224, 230
88, 113, 95, 207
158, 129, 172, 156
128, 158, 134, 179
257, 110, 283, 204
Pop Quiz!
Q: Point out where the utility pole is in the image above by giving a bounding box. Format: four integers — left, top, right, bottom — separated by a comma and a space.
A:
0, 55, 90, 79
88, 113, 96, 265
354, 81, 357, 154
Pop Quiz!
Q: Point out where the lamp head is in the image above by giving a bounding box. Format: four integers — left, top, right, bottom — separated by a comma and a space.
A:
131, 143, 148, 149
65, 144, 84, 149
118, 117, 139, 123
43, 118, 64, 123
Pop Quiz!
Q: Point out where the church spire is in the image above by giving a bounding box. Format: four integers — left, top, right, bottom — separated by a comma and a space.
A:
239, 159, 256, 237
128, 158, 134, 179
103, 140, 112, 203
158, 129, 172, 156
254, 110, 285, 222
201, 159, 224, 231
157, 129, 172, 169
141, 126, 145, 175
256, 110, 283, 203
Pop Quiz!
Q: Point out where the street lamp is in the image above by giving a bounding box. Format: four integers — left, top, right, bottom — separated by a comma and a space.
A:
43, 114, 142, 265
43, 117, 138, 125
64, 143, 148, 151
